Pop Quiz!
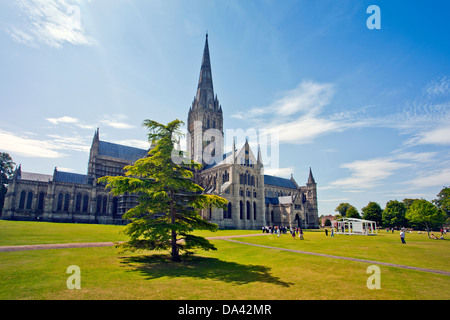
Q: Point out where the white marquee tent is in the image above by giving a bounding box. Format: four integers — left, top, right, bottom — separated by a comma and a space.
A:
333, 218, 377, 236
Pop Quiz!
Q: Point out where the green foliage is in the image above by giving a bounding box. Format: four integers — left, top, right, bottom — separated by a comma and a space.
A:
382, 200, 407, 228
345, 206, 361, 219
0, 152, 15, 214
334, 203, 356, 217
433, 187, 450, 219
361, 201, 383, 225
99, 119, 228, 262
406, 199, 446, 237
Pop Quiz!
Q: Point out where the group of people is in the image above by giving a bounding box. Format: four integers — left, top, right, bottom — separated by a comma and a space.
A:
262, 225, 304, 239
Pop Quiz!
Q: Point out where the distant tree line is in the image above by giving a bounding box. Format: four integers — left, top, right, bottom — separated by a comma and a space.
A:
0, 152, 15, 216
331, 187, 449, 238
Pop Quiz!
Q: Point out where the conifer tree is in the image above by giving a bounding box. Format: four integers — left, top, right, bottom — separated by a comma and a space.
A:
99, 119, 227, 262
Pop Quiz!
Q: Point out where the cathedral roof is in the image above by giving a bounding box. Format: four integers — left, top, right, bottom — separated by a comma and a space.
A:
19, 172, 53, 182
98, 140, 148, 162
53, 171, 88, 184
264, 175, 297, 189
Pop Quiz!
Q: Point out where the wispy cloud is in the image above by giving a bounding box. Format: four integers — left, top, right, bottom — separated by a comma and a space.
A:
46, 115, 95, 130
100, 114, 135, 129
403, 168, 450, 189
232, 80, 368, 145
0, 129, 89, 158
424, 76, 450, 98
325, 151, 439, 191
233, 80, 334, 120
8, 0, 96, 48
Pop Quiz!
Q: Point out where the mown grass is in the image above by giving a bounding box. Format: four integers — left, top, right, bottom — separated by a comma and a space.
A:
0, 221, 449, 300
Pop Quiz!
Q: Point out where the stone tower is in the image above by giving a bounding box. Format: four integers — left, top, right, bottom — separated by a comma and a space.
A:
187, 33, 223, 166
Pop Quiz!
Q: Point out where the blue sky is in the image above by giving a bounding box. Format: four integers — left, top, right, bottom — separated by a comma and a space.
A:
0, 0, 449, 216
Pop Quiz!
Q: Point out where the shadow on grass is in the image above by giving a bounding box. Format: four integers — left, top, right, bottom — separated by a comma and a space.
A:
120, 254, 293, 287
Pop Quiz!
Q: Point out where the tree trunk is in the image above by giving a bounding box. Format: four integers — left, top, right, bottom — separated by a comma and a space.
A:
170, 193, 180, 262
426, 222, 430, 239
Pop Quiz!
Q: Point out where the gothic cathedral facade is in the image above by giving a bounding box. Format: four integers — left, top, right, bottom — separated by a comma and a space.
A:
1, 35, 319, 229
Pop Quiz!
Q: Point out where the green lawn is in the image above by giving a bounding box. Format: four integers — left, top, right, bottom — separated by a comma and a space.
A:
0, 220, 449, 300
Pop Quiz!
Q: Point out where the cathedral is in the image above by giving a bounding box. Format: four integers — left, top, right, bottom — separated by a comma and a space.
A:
1, 35, 319, 229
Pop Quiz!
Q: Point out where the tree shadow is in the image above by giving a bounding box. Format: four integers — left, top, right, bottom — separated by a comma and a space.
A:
119, 254, 293, 287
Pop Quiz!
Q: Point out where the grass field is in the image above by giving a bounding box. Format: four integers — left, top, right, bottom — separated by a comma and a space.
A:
0, 220, 449, 300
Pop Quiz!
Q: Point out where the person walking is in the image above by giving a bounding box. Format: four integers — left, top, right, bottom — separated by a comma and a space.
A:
325, 228, 328, 236
299, 228, 304, 240
277, 227, 281, 238
331, 228, 334, 237
400, 229, 406, 244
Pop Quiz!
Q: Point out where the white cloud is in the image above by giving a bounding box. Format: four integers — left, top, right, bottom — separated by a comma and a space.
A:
404, 168, 450, 189
425, 76, 450, 97
232, 80, 334, 120
264, 166, 295, 179
9, 0, 96, 48
46, 116, 79, 125
0, 129, 65, 158
0, 129, 91, 159
408, 126, 450, 146
327, 158, 410, 190
100, 114, 135, 129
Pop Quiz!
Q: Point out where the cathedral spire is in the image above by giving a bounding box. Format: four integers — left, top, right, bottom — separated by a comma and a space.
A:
307, 167, 316, 184
195, 33, 215, 110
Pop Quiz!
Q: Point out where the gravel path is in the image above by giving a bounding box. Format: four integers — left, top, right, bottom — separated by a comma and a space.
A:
1, 233, 449, 276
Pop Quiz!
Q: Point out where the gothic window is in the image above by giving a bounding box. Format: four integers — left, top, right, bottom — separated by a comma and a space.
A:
253, 202, 257, 220
75, 194, 82, 212
102, 196, 108, 213
82, 195, 89, 212
246, 201, 251, 220
112, 197, 118, 219
64, 194, 70, 211
227, 202, 232, 219
213, 120, 216, 128
26, 191, 33, 210
37, 192, 45, 212
240, 201, 243, 219
19, 191, 26, 209
271, 210, 274, 222
96, 195, 102, 213
57, 193, 64, 211
207, 119, 210, 128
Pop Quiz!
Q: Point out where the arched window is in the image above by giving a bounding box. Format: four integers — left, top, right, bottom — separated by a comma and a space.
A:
19, 191, 26, 209
37, 192, 45, 211
96, 195, 102, 213
57, 193, 64, 211
112, 197, 118, 219
102, 196, 108, 213
253, 202, 257, 220
271, 210, 274, 222
75, 194, 82, 212
227, 202, 232, 219
82, 195, 89, 212
240, 201, 243, 219
246, 201, 251, 220
64, 194, 70, 211
26, 191, 33, 210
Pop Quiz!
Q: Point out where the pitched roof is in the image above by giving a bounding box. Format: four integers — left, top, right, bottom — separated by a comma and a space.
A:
98, 140, 148, 162
53, 171, 88, 184
20, 172, 52, 182
264, 175, 297, 189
